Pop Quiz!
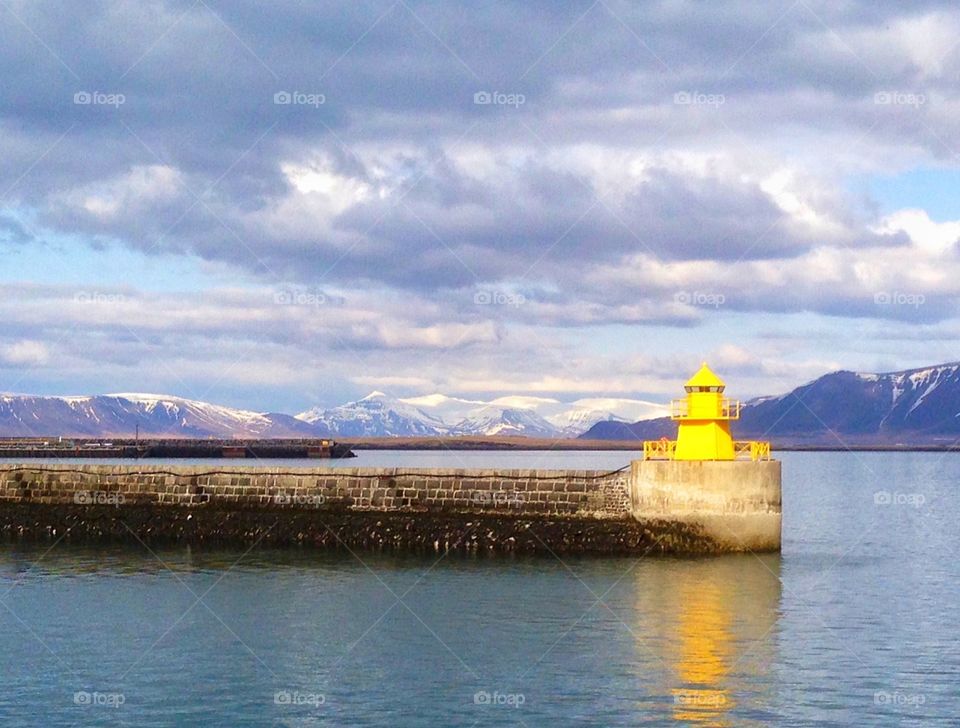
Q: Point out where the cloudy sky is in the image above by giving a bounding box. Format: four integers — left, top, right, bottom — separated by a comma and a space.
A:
1, 0, 959, 413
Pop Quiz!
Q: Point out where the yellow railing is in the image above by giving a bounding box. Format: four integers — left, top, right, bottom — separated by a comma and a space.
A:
734, 440, 771, 461
643, 439, 677, 460
643, 439, 771, 461
670, 398, 741, 420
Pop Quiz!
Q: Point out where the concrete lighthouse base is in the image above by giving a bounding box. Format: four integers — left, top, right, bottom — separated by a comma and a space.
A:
629, 460, 782, 552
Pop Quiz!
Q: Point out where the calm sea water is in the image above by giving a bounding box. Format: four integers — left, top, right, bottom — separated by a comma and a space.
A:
0, 451, 957, 726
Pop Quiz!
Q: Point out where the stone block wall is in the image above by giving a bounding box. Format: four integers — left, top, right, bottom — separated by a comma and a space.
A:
0, 464, 631, 518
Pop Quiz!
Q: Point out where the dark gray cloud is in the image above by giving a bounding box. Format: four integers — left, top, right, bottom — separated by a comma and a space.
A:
0, 0, 955, 178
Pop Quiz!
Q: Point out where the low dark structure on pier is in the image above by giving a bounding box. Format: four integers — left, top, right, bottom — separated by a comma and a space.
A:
0, 438, 355, 459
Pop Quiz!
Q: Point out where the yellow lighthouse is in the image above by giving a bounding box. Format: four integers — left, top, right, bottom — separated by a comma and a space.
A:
644, 363, 770, 462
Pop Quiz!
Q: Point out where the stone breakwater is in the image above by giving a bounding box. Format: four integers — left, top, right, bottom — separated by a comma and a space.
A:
0, 462, 780, 555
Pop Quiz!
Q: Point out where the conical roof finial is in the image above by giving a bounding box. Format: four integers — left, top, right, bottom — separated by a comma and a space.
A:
685, 362, 725, 388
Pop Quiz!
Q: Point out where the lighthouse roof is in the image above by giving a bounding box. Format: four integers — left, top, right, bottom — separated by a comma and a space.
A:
685, 362, 725, 388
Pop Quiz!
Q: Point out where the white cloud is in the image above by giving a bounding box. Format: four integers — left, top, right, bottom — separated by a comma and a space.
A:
1, 340, 50, 367
65, 165, 183, 221
875, 209, 960, 254
281, 159, 373, 212
826, 12, 960, 80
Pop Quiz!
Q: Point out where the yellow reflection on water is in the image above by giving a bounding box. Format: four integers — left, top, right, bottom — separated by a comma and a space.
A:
671, 582, 733, 724
632, 554, 781, 727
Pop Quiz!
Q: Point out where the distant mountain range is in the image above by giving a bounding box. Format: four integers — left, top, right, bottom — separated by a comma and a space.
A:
582, 362, 960, 446
0, 390, 664, 439
7, 362, 960, 443
0, 393, 318, 439
296, 391, 665, 438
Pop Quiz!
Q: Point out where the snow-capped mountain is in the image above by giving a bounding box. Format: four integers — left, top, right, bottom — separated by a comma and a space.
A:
544, 397, 668, 436
0, 393, 321, 438
737, 363, 960, 439
0, 389, 663, 439
296, 391, 667, 437
582, 362, 960, 445
450, 406, 559, 437
547, 408, 629, 436
296, 391, 447, 437
392, 394, 487, 426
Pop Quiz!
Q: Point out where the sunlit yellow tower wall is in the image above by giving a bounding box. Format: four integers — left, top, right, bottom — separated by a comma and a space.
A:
633, 364, 781, 552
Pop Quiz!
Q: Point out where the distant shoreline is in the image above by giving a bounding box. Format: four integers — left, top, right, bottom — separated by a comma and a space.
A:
343, 436, 960, 452
1, 435, 958, 454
